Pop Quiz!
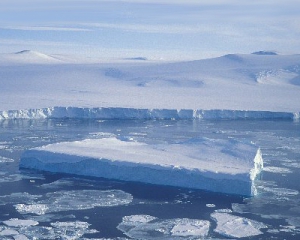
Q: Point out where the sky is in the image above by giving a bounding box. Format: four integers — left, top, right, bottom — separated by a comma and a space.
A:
0, 0, 299, 60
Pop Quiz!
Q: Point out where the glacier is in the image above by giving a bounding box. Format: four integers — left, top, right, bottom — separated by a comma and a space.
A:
20, 137, 263, 196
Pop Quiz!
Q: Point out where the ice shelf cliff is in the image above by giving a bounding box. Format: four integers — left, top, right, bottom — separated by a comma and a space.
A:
1, 107, 299, 121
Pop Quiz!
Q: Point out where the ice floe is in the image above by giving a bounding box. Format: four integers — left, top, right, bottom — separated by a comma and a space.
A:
15, 190, 132, 215
0, 220, 98, 239
0, 156, 14, 163
211, 212, 267, 238
0, 192, 42, 206
117, 215, 210, 239
3, 218, 39, 227
263, 166, 292, 174
0, 172, 23, 183
205, 204, 216, 208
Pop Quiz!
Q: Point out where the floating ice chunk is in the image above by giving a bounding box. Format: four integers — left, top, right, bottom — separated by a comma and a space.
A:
0, 192, 42, 205
263, 166, 292, 174
43, 190, 133, 210
3, 218, 39, 227
170, 219, 210, 237
0, 173, 23, 183
0, 156, 14, 162
286, 217, 300, 227
211, 212, 267, 238
0, 221, 98, 240
206, 204, 216, 208
20, 137, 263, 196
39, 179, 76, 189
14, 221, 98, 240
0, 228, 19, 236
15, 204, 49, 215
50, 221, 99, 237
282, 161, 300, 169
26, 214, 76, 223
117, 215, 157, 233
117, 215, 210, 239
214, 209, 233, 213
13, 234, 30, 240
260, 187, 299, 196
17, 226, 55, 239
15, 190, 132, 215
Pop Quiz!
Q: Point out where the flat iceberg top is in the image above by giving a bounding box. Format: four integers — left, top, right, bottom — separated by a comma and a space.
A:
32, 137, 261, 178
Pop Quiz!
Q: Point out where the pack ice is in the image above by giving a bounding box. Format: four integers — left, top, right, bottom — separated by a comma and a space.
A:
20, 137, 263, 196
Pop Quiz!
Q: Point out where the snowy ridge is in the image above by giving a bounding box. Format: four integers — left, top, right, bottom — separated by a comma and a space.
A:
0, 107, 299, 120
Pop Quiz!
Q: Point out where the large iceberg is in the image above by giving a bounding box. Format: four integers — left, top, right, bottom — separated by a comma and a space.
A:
20, 137, 263, 196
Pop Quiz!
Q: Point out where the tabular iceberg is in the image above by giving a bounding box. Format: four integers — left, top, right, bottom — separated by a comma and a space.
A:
20, 137, 263, 196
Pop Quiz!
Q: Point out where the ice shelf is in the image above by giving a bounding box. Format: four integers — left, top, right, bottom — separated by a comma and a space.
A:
0, 107, 299, 120
20, 137, 263, 196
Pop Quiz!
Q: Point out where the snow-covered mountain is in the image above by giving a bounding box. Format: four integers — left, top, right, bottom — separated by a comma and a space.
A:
0, 50, 62, 64
0, 51, 299, 117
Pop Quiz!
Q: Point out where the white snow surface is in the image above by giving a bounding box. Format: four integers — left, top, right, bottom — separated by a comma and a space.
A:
20, 137, 263, 196
0, 51, 299, 119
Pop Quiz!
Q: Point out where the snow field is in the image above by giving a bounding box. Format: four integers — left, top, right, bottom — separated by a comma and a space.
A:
0, 51, 299, 114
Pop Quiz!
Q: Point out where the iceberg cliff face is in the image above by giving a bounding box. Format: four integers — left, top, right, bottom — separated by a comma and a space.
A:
0, 107, 299, 121
20, 137, 263, 196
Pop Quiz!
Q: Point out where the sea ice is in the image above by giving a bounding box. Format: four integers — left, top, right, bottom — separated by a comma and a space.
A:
0, 228, 19, 236
3, 218, 39, 227
15, 204, 49, 215
1, 219, 97, 239
15, 190, 132, 215
17, 221, 98, 239
117, 215, 210, 239
0, 173, 23, 183
26, 214, 76, 223
260, 187, 299, 197
0, 192, 42, 206
0, 156, 14, 163
263, 166, 292, 174
205, 204, 216, 208
211, 212, 267, 238
20, 137, 263, 196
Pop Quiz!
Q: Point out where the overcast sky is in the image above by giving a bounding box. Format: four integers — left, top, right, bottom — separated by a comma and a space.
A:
0, 0, 299, 60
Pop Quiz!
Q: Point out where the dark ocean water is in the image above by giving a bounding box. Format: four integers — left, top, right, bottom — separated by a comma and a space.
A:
0, 119, 299, 239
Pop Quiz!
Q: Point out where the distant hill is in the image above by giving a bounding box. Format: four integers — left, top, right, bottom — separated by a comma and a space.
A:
251, 51, 278, 55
